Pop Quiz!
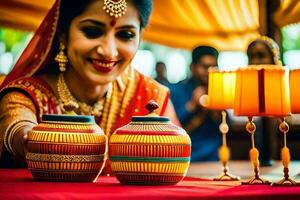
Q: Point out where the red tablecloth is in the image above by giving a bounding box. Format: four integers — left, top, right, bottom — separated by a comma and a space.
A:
1, 169, 300, 200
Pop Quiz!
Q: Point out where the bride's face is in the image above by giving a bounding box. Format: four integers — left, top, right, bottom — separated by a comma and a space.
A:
66, 0, 140, 85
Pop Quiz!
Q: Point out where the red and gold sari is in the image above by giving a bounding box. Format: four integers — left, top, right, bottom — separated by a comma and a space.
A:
0, 0, 178, 167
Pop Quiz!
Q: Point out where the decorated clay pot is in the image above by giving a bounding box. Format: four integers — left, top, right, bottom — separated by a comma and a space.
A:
109, 101, 191, 185
26, 114, 107, 182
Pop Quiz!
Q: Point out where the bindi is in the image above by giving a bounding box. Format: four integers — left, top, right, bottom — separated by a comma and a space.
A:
110, 19, 117, 27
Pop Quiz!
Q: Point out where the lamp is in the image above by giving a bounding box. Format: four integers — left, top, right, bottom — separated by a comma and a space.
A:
290, 69, 300, 113
274, 68, 300, 186
202, 67, 239, 181
234, 65, 290, 185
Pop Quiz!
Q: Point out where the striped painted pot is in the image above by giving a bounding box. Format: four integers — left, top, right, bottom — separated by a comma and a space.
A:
109, 102, 191, 185
26, 115, 107, 182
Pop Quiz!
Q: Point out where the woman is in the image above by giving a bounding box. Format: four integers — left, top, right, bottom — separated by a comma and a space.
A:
0, 0, 178, 167
247, 36, 282, 65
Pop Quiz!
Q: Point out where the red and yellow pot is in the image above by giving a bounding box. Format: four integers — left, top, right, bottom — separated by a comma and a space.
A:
109, 101, 191, 185
26, 114, 107, 182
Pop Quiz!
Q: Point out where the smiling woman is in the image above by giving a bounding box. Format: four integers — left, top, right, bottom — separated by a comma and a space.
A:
0, 0, 179, 169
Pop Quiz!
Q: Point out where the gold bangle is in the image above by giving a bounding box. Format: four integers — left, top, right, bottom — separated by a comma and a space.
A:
4, 121, 37, 156
7, 123, 20, 156
3, 120, 20, 156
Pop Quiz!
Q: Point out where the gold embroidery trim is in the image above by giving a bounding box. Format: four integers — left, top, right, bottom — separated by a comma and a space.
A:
26, 152, 107, 162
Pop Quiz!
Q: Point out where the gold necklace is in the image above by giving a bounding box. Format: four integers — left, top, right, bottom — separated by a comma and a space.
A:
57, 73, 110, 117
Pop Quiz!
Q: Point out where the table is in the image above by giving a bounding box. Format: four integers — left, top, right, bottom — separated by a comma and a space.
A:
188, 160, 300, 181
1, 161, 300, 200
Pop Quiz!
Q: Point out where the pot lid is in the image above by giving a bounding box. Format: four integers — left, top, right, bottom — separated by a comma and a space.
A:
42, 114, 95, 123
131, 100, 170, 123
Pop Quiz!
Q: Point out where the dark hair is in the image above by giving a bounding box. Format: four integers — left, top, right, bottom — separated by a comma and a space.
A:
131, 0, 152, 29
58, 0, 152, 35
156, 61, 166, 67
192, 45, 219, 64
247, 40, 274, 58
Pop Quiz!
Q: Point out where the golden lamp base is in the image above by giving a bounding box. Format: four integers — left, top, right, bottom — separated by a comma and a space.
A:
272, 178, 299, 186
272, 167, 299, 186
242, 166, 271, 185
242, 176, 271, 185
213, 166, 240, 181
213, 173, 240, 181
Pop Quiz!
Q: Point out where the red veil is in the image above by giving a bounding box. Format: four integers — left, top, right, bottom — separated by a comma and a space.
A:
1, 0, 61, 88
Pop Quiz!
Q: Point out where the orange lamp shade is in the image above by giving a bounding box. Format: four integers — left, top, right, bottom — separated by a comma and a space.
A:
234, 65, 290, 117
289, 69, 300, 113
206, 67, 236, 110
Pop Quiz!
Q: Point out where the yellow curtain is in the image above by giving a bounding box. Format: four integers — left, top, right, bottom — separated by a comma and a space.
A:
0, 0, 260, 50
0, 0, 54, 31
273, 0, 300, 27
142, 0, 260, 50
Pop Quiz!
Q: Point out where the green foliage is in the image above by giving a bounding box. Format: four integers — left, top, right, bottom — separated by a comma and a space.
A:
0, 27, 30, 51
282, 23, 300, 52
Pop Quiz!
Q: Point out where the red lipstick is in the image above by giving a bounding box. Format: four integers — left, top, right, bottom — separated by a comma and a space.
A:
91, 59, 116, 73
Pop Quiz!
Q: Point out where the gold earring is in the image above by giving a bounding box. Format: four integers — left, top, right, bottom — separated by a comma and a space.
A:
55, 42, 68, 72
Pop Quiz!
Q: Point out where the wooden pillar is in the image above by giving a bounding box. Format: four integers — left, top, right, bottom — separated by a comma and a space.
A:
266, 0, 282, 52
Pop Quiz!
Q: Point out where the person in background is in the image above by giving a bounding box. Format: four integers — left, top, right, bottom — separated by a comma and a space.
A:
247, 36, 281, 65
0, 0, 179, 168
154, 61, 170, 86
170, 45, 221, 161
246, 36, 282, 166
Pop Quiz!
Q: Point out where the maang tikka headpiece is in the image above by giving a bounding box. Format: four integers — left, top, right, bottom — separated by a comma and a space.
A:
103, 0, 127, 18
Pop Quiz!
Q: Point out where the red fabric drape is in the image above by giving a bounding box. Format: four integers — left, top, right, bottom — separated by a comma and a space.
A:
1, 169, 300, 200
